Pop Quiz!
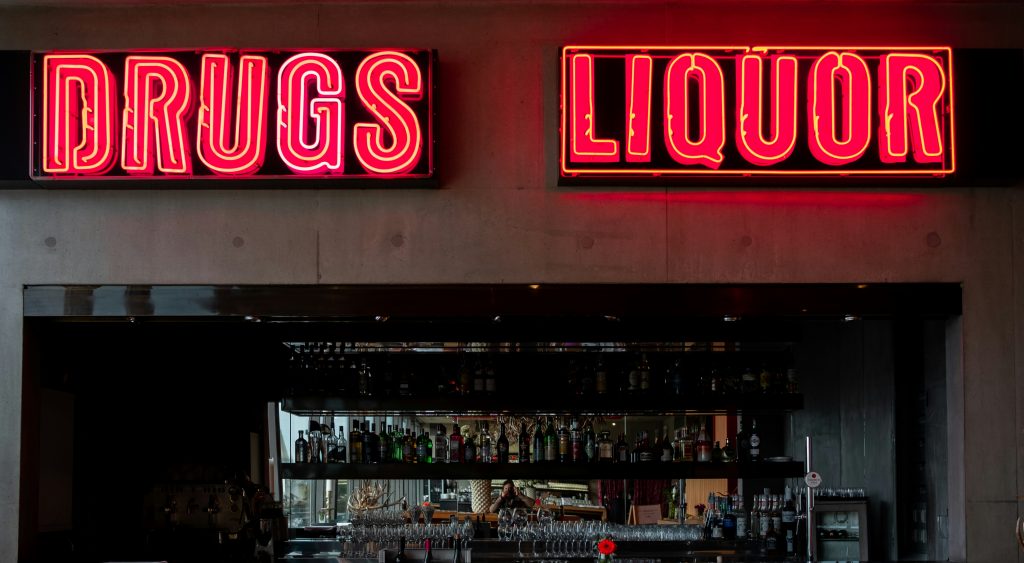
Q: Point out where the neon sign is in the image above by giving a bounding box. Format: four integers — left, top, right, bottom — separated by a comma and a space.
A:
561, 46, 954, 179
33, 49, 435, 183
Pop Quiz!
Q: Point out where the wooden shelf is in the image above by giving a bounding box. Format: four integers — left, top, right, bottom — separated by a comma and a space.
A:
281, 393, 803, 416
279, 461, 804, 480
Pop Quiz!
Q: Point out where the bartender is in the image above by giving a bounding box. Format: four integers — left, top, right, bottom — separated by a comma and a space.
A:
489, 479, 536, 512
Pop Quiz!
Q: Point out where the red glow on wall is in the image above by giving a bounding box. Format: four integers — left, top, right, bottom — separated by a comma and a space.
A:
561, 190, 925, 208
560, 46, 955, 179
33, 49, 435, 182
43, 54, 118, 175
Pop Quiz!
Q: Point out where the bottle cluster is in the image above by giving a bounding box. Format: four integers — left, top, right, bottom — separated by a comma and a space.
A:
285, 344, 799, 399
702, 486, 802, 557
293, 415, 768, 465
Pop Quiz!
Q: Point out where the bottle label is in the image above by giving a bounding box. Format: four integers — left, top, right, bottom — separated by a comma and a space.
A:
585, 441, 596, 460
736, 516, 747, 537
749, 435, 761, 447
599, 443, 614, 459
545, 442, 557, 461
660, 448, 672, 462
782, 510, 796, 524
771, 516, 782, 531
759, 515, 769, 537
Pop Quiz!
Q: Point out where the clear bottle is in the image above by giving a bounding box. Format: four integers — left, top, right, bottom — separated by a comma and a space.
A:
480, 423, 492, 463
696, 424, 712, 463
584, 422, 597, 463
325, 424, 339, 462
435, 425, 448, 464
660, 427, 674, 462
448, 423, 463, 463
682, 426, 695, 461
750, 495, 761, 539
758, 493, 770, 539
782, 487, 797, 555
337, 425, 348, 464
497, 423, 509, 463
734, 495, 748, 539
295, 430, 309, 464
307, 419, 323, 463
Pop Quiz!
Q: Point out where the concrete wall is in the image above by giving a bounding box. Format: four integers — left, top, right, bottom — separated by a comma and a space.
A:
0, 1, 1022, 561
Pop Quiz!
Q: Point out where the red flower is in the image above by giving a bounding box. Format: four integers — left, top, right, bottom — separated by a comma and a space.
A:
597, 539, 617, 555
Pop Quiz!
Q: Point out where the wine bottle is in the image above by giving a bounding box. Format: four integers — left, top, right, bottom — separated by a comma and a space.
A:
533, 418, 545, 463
497, 423, 509, 463
544, 417, 557, 463
295, 430, 309, 464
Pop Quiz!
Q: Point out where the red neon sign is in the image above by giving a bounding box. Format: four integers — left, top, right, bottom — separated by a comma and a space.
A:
561, 46, 954, 179
33, 49, 435, 182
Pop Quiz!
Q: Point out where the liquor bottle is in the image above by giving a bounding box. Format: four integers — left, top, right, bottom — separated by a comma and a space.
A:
594, 353, 608, 395
557, 419, 571, 463
449, 424, 463, 463
544, 417, 557, 463
403, 428, 416, 463
584, 422, 597, 463
533, 418, 545, 463
749, 495, 761, 539
734, 495, 748, 539
770, 494, 782, 538
660, 428, 674, 462
615, 433, 629, 463
748, 419, 761, 462
518, 422, 530, 463
417, 426, 432, 463
380, 425, 393, 464
435, 425, 448, 464
463, 432, 477, 463
358, 358, 373, 396
638, 432, 656, 463
337, 425, 348, 463
722, 496, 737, 540
497, 423, 509, 463
422, 538, 432, 563
682, 426, 694, 461
349, 423, 363, 464
362, 420, 372, 463
570, 419, 583, 463
782, 487, 797, 555
696, 425, 712, 463
764, 511, 780, 555
721, 438, 735, 462
758, 493, 770, 540
598, 431, 614, 462
295, 430, 309, 464
393, 426, 405, 462
308, 419, 323, 463
672, 430, 683, 462
325, 424, 339, 462
480, 423, 492, 463
395, 537, 406, 563
366, 422, 381, 464
712, 441, 723, 462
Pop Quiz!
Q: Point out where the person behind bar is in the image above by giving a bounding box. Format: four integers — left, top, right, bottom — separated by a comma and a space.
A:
489, 479, 535, 512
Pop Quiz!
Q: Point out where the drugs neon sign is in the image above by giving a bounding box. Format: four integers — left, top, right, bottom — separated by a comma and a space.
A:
33, 49, 435, 183
560, 46, 954, 179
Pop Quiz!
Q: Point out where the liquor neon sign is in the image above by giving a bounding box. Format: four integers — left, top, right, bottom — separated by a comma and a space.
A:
560, 46, 954, 179
32, 49, 435, 182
